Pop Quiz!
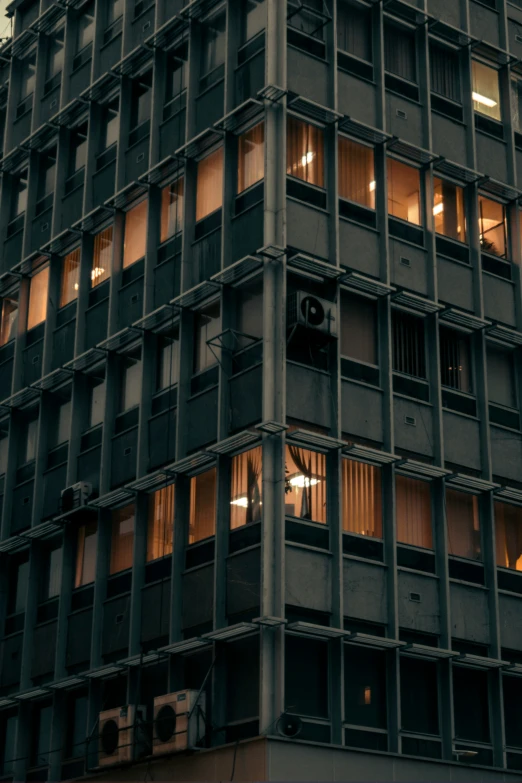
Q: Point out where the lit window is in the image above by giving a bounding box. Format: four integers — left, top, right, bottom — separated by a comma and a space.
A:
384, 23, 416, 82
194, 302, 220, 374
479, 195, 506, 258
472, 60, 501, 121
31, 705, 52, 767
107, 0, 123, 25
392, 311, 426, 378
147, 485, 174, 561
110, 505, 135, 574
446, 488, 481, 560
123, 200, 147, 268
288, 0, 325, 39
453, 667, 490, 743
60, 248, 81, 308
238, 123, 264, 194
387, 158, 421, 225
342, 459, 382, 537
240, 0, 265, 44
196, 148, 223, 221
1, 715, 16, 776
396, 475, 432, 549
69, 123, 88, 175
37, 150, 56, 202
0, 436, 8, 474
340, 292, 377, 365
487, 345, 516, 408
287, 116, 325, 187
91, 226, 112, 287
121, 355, 142, 411
440, 327, 472, 393
0, 296, 18, 346
157, 333, 179, 390
189, 467, 216, 543
338, 137, 375, 208
165, 52, 187, 104
236, 281, 263, 345
160, 178, 184, 242
433, 177, 466, 243
285, 445, 326, 523
55, 400, 72, 446
230, 446, 262, 529
74, 522, 97, 587
27, 266, 50, 330
337, 1, 372, 61
495, 502, 522, 571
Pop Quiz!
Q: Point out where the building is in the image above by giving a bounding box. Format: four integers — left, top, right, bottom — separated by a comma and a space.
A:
3, 0, 522, 779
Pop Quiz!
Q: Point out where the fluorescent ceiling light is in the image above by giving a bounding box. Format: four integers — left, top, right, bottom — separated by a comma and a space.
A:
300, 151, 314, 167
472, 91, 497, 109
230, 497, 248, 507
289, 475, 320, 488
433, 202, 444, 216
369, 180, 376, 192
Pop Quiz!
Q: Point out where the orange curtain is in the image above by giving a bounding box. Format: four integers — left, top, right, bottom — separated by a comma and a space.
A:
446, 489, 481, 560
92, 226, 113, 287
196, 148, 223, 221
123, 199, 148, 268
60, 247, 80, 308
286, 116, 324, 187
495, 501, 522, 570
230, 446, 262, 529
342, 459, 382, 537
110, 505, 135, 574
27, 266, 49, 330
147, 484, 175, 561
338, 137, 375, 207
160, 178, 184, 242
285, 445, 326, 523
396, 475, 432, 548
0, 296, 18, 346
238, 122, 264, 194
189, 468, 216, 543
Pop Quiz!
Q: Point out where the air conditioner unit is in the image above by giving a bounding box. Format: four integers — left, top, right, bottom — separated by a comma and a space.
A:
61, 481, 92, 512
153, 690, 206, 755
98, 704, 147, 767
287, 291, 337, 337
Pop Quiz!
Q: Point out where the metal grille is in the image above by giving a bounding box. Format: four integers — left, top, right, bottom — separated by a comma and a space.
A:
392, 311, 426, 378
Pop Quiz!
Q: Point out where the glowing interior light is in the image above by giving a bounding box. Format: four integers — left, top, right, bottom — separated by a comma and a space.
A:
369, 180, 376, 192
433, 202, 444, 216
91, 267, 105, 281
74, 282, 79, 290
301, 151, 315, 167
472, 91, 497, 109
289, 475, 320, 488
230, 497, 249, 508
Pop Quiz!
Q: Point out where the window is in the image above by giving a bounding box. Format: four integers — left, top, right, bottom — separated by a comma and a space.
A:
230, 446, 262, 529
479, 196, 506, 258
189, 468, 216, 543
69, 124, 88, 175
400, 657, 439, 735
487, 346, 516, 408
89, 379, 106, 428
387, 158, 421, 225
511, 77, 522, 133
110, 505, 135, 574
76, 4, 94, 52
121, 354, 142, 411
1, 715, 16, 775
340, 292, 377, 364
157, 333, 179, 390
130, 72, 152, 129
66, 695, 88, 759
21, 418, 38, 464
160, 178, 184, 242
194, 302, 220, 374
196, 148, 223, 221
240, 0, 265, 44
8, 559, 29, 614
31, 705, 52, 767
440, 328, 472, 393
453, 667, 490, 742
147, 485, 174, 561
200, 11, 226, 78
123, 200, 147, 268
0, 436, 7, 475
60, 248, 80, 307
472, 60, 501, 121
46, 30, 64, 82
288, 0, 326, 40
54, 400, 72, 446
446, 489, 481, 560
92, 226, 113, 287
238, 123, 264, 194
337, 1, 372, 61
287, 117, 325, 187
392, 311, 426, 378
433, 177, 466, 243
37, 149, 56, 203
0, 295, 18, 346
19, 53, 36, 100
396, 475, 432, 549
495, 502, 522, 571
344, 646, 386, 728
75, 522, 97, 587
384, 23, 416, 82
101, 99, 119, 150
430, 44, 460, 102
342, 459, 382, 537
285, 445, 326, 523
27, 266, 50, 330
11, 170, 28, 219
338, 137, 375, 207
286, 636, 328, 717
236, 281, 263, 344
165, 54, 187, 104
107, 0, 124, 26
41, 546, 62, 600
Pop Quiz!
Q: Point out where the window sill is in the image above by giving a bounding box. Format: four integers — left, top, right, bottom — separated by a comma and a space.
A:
474, 116, 505, 142
489, 417, 521, 434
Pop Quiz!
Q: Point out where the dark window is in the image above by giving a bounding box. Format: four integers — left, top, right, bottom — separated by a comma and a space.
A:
392, 311, 426, 378
487, 345, 516, 408
344, 646, 386, 728
338, 137, 375, 207
503, 675, 522, 748
40, 546, 62, 601
66, 694, 88, 758
69, 123, 88, 175
453, 666, 490, 743
76, 3, 94, 52
11, 170, 28, 220
340, 292, 377, 364
240, 0, 265, 44
37, 149, 57, 202
396, 475, 433, 549
0, 715, 16, 776
130, 72, 152, 129
8, 558, 29, 615
430, 43, 460, 102
31, 704, 52, 767
400, 657, 439, 735
46, 31, 64, 82
200, 11, 226, 78
337, 1, 372, 61
440, 328, 472, 393
285, 636, 329, 717
384, 23, 416, 82
288, 0, 326, 40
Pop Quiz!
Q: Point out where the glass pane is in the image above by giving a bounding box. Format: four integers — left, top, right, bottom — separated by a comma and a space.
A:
147, 485, 174, 561
241, 0, 265, 43
92, 226, 113, 286
200, 11, 226, 75
340, 292, 377, 364
160, 178, 184, 242
400, 657, 439, 734
110, 505, 135, 574
123, 200, 147, 268
238, 122, 264, 194
60, 248, 80, 307
396, 475, 432, 548
47, 547, 62, 598
479, 195, 506, 258
439, 328, 472, 392
446, 489, 481, 560
158, 334, 179, 390
27, 266, 49, 330
495, 502, 522, 570
342, 459, 382, 537
189, 468, 216, 543
338, 2, 372, 61
75, 522, 97, 587
338, 137, 375, 207
387, 158, 421, 225
487, 347, 516, 408
344, 646, 387, 728
433, 177, 466, 243
285, 445, 326, 523
472, 60, 501, 120
193, 302, 220, 373
230, 446, 263, 529
196, 148, 223, 221
121, 358, 142, 411
0, 296, 18, 346
287, 117, 325, 187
